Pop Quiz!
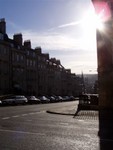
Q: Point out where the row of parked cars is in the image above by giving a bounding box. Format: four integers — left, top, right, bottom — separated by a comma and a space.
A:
0, 95, 77, 106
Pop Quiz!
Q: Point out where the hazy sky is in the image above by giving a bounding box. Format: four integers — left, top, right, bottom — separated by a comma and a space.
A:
0, 0, 97, 74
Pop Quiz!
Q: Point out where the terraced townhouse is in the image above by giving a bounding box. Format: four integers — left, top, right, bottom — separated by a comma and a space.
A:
0, 18, 83, 97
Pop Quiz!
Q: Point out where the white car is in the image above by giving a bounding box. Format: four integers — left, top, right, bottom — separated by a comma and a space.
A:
2, 95, 28, 105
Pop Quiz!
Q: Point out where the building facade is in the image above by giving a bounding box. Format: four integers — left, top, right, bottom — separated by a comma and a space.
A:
0, 18, 83, 96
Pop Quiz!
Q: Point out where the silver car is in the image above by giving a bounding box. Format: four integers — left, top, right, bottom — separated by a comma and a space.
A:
27, 96, 40, 104
39, 96, 50, 103
2, 95, 28, 105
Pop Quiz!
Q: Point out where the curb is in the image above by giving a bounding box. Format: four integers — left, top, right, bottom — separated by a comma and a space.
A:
46, 110, 75, 116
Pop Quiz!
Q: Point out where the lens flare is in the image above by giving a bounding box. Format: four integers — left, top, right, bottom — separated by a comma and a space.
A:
92, 1, 111, 22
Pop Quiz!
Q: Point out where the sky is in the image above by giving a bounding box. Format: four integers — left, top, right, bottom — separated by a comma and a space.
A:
0, 0, 98, 74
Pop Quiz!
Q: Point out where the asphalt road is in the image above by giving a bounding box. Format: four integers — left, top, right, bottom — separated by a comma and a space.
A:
0, 102, 99, 150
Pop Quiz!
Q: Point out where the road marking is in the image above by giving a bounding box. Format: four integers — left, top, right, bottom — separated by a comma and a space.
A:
12, 115, 19, 118
34, 111, 45, 114
2, 117, 10, 120
21, 114, 28, 116
0, 129, 46, 136
60, 123, 69, 126
29, 112, 35, 115
1, 111, 45, 120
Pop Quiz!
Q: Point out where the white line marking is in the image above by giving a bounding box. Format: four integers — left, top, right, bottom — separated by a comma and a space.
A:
29, 112, 35, 115
0, 129, 46, 136
21, 114, 28, 116
1, 111, 45, 120
12, 115, 19, 118
35, 111, 45, 113
2, 117, 10, 120
60, 123, 69, 126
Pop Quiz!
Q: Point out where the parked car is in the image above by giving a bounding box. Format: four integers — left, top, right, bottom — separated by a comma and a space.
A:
49, 96, 56, 103
69, 96, 76, 101
62, 96, 70, 102
2, 95, 28, 105
27, 96, 40, 104
39, 96, 50, 103
55, 96, 63, 102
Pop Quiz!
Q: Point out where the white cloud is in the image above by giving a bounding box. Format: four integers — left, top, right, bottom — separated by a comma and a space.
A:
19, 30, 87, 51
8, 29, 97, 74
58, 20, 82, 28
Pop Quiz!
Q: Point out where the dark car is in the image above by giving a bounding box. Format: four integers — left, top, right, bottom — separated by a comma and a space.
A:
27, 96, 40, 104
39, 96, 50, 103
55, 96, 63, 102
62, 96, 70, 102
49, 96, 56, 103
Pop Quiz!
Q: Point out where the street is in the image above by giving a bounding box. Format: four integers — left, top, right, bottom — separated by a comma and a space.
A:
0, 101, 99, 150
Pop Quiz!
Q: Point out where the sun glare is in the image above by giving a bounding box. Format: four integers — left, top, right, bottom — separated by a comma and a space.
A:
82, 10, 104, 32
95, 13, 104, 30
80, 9, 104, 51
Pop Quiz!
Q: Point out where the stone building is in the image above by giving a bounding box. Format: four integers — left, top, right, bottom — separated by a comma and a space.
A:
0, 18, 82, 97
0, 18, 11, 94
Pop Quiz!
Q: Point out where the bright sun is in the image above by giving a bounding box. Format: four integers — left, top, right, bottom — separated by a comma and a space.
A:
80, 9, 104, 51
83, 10, 104, 32
94, 14, 104, 30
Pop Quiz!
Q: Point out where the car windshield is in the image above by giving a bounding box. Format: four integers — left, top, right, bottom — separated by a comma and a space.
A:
30, 96, 35, 99
13, 96, 24, 99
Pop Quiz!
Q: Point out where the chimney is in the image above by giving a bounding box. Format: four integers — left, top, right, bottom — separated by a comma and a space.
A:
13, 33, 23, 46
24, 40, 31, 49
44, 53, 49, 60
0, 18, 6, 34
35, 47, 42, 54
